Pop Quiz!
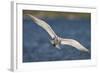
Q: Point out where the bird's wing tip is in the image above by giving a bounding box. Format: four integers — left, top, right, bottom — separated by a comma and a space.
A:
82, 49, 90, 53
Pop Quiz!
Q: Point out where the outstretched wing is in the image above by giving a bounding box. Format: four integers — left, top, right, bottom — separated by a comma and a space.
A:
60, 38, 89, 52
27, 14, 57, 39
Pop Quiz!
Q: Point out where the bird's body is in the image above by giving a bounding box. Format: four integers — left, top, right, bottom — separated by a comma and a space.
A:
51, 37, 61, 49
26, 14, 89, 53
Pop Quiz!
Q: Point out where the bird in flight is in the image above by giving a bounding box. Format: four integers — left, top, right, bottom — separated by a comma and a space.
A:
26, 14, 89, 53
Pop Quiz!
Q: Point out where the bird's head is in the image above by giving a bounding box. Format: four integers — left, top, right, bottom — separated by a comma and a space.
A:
50, 37, 61, 49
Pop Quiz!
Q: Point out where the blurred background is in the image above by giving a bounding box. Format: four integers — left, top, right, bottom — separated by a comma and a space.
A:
23, 10, 91, 62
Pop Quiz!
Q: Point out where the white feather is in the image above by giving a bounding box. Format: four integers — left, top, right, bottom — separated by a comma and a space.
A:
27, 14, 57, 39
60, 38, 89, 52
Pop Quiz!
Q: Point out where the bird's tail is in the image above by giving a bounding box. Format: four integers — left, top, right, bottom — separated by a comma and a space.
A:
55, 45, 61, 49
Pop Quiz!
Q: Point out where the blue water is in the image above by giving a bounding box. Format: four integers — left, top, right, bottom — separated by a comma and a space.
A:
23, 16, 91, 62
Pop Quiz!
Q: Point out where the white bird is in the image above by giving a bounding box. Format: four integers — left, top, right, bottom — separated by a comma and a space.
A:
26, 14, 89, 52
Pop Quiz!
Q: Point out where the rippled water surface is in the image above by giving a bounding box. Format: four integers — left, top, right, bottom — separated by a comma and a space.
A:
23, 16, 91, 62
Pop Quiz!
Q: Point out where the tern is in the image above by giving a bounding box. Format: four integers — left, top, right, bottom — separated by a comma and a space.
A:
26, 14, 89, 52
